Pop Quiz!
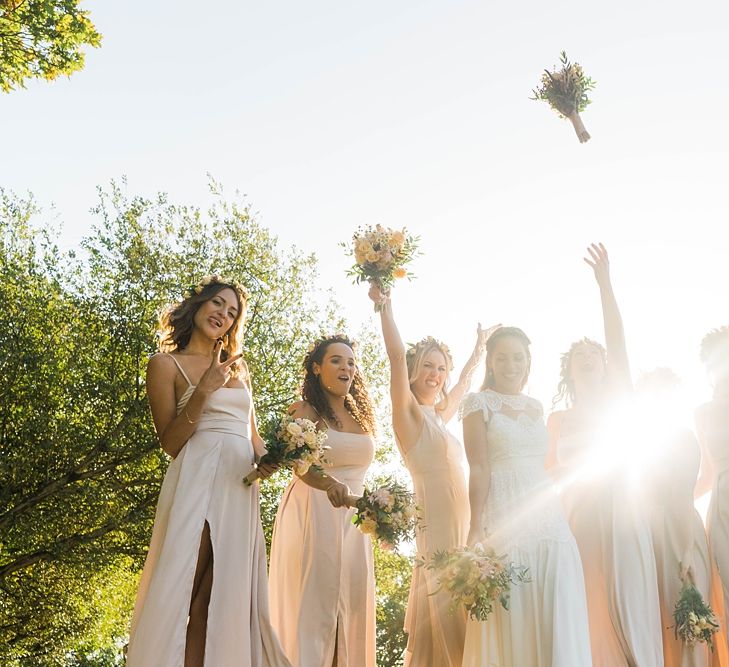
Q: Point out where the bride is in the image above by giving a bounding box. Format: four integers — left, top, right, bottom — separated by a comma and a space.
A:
460, 326, 592, 666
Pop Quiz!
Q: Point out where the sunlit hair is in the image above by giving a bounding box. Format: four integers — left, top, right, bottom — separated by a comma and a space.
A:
158, 275, 249, 378
552, 337, 607, 409
406, 336, 454, 405
481, 327, 532, 391
301, 334, 376, 434
700, 326, 729, 371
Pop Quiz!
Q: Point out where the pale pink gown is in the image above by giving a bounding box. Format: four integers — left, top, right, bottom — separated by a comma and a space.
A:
399, 405, 469, 667
127, 355, 291, 667
269, 427, 376, 667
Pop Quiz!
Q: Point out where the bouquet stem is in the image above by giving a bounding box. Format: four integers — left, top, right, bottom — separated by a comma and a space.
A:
242, 467, 261, 486
568, 112, 590, 143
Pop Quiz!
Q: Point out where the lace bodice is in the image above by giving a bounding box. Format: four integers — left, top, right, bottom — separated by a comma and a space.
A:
460, 390, 574, 552
460, 390, 547, 469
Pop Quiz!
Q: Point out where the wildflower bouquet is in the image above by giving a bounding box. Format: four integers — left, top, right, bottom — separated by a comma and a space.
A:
531, 51, 596, 143
342, 224, 419, 311
348, 478, 418, 551
243, 414, 328, 486
673, 583, 720, 648
422, 543, 530, 622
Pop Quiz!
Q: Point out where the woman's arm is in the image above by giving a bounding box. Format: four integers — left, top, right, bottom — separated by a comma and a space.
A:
147, 342, 241, 458
287, 401, 352, 508
585, 243, 632, 394
370, 284, 422, 453
439, 324, 496, 424
694, 404, 715, 499
242, 361, 278, 479
463, 410, 491, 546
544, 411, 564, 473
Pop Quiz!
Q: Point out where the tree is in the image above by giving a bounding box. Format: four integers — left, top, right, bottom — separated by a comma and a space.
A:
0, 0, 101, 93
0, 181, 413, 665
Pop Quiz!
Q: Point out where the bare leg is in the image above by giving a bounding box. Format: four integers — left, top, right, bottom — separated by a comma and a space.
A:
185, 521, 214, 667
331, 621, 338, 667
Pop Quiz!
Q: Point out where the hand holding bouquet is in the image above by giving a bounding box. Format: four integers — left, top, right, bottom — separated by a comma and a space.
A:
342, 224, 419, 311
243, 414, 328, 486
347, 478, 418, 551
422, 543, 530, 622
531, 51, 596, 143
673, 582, 720, 648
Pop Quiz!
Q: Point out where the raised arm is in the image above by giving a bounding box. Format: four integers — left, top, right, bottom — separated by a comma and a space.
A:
369, 284, 422, 453
438, 324, 497, 424
584, 243, 632, 393
463, 409, 491, 546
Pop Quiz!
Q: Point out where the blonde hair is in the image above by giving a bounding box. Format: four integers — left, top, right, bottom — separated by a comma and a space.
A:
406, 336, 454, 405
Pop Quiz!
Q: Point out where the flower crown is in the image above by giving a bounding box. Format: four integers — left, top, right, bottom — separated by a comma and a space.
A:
406, 336, 454, 371
303, 334, 358, 368
182, 274, 249, 302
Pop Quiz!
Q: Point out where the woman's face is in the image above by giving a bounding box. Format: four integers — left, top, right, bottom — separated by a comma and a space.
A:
568, 342, 605, 387
314, 342, 356, 398
193, 287, 241, 340
411, 348, 448, 405
488, 336, 528, 394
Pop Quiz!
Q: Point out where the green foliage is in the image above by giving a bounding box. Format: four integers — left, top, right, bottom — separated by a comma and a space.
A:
0, 0, 101, 92
531, 51, 595, 117
374, 545, 411, 667
0, 181, 414, 665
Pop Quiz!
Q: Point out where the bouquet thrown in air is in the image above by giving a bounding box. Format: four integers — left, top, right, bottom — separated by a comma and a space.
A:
673, 582, 720, 648
531, 51, 596, 143
422, 543, 530, 622
243, 414, 328, 486
348, 477, 418, 551
342, 224, 420, 310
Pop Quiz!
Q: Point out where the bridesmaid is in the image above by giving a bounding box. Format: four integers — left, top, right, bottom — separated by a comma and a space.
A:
639, 369, 717, 667
546, 244, 663, 666
127, 276, 290, 667
696, 325, 729, 656
369, 284, 491, 667
269, 335, 377, 667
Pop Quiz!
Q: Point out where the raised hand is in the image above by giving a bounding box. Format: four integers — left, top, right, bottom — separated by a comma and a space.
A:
584, 242, 611, 288
368, 282, 390, 308
197, 340, 243, 394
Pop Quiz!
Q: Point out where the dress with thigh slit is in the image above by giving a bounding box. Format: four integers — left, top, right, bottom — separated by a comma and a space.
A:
268, 426, 376, 667
126, 355, 291, 667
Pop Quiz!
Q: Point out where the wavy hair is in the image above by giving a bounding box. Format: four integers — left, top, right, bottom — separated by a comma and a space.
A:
700, 326, 729, 371
301, 334, 376, 434
481, 327, 532, 391
158, 275, 249, 378
551, 337, 607, 409
406, 336, 454, 406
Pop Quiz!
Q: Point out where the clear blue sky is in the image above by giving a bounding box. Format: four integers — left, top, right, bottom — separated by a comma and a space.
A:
3, 0, 728, 411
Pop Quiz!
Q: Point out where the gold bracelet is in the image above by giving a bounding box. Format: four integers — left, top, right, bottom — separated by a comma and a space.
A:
183, 406, 197, 424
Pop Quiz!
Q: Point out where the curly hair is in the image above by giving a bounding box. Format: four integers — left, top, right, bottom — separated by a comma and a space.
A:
480, 327, 532, 391
301, 334, 376, 435
700, 326, 729, 371
551, 337, 607, 409
406, 336, 454, 405
158, 275, 249, 378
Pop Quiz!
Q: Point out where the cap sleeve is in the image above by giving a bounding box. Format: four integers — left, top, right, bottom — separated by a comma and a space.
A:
458, 392, 490, 422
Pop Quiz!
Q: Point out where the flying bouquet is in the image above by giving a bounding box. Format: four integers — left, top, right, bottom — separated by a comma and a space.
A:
673, 583, 720, 648
422, 543, 530, 622
243, 414, 328, 486
531, 51, 596, 143
342, 224, 420, 311
347, 477, 419, 551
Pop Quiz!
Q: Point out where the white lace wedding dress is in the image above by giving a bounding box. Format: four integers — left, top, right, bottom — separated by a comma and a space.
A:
460, 389, 592, 666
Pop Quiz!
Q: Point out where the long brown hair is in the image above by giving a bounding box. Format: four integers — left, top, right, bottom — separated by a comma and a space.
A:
481, 327, 532, 391
158, 275, 249, 378
301, 335, 376, 434
551, 337, 607, 409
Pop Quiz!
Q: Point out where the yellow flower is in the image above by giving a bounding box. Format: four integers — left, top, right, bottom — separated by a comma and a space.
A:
390, 230, 405, 246
286, 422, 303, 438
393, 267, 407, 279
359, 518, 378, 535
366, 250, 379, 263
303, 430, 318, 446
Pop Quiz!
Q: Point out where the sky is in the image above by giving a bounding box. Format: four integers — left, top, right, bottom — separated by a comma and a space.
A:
2, 0, 728, 417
